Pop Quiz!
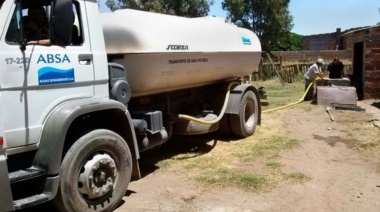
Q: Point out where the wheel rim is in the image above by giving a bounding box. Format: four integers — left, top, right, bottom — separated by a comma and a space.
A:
244, 98, 256, 128
78, 153, 118, 200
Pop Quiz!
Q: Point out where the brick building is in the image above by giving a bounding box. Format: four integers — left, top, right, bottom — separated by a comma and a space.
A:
341, 25, 380, 100
301, 25, 380, 100
302, 28, 342, 50
302, 27, 370, 51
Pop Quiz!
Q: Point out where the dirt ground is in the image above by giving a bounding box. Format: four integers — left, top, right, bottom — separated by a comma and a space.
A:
114, 99, 380, 212
23, 100, 380, 212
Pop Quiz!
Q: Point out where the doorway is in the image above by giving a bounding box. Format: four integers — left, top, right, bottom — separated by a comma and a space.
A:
351, 42, 364, 100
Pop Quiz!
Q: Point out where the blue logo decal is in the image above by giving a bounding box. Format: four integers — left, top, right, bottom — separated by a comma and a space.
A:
38, 67, 75, 85
242, 37, 251, 45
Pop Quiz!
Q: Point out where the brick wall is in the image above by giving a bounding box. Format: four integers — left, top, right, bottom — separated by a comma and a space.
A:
302, 31, 338, 50
270, 50, 352, 62
343, 34, 353, 50
364, 26, 380, 99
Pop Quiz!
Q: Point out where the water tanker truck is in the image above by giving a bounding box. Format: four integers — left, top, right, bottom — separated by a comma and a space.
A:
0, 0, 263, 211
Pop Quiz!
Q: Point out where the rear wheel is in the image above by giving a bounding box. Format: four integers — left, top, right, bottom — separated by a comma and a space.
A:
230, 91, 258, 138
53, 129, 132, 212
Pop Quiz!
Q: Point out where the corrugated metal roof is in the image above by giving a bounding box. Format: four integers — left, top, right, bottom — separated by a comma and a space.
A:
341, 25, 379, 36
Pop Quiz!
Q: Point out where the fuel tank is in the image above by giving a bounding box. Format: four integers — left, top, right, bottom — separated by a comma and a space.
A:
100, 9, 262, 97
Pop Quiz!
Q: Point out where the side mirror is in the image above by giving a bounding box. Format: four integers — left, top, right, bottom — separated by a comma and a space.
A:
51, 0, 73, 46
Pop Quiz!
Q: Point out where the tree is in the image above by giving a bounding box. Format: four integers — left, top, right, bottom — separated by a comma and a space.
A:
271, 32, 302, 51
105, 0, 214, 17
222, 0, 294, 51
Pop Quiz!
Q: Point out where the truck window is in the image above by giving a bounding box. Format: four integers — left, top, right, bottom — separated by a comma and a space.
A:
71, 1, 83, 45
5, 1, 51, 45
0, 0, 4, 41
5, 2, 22, 43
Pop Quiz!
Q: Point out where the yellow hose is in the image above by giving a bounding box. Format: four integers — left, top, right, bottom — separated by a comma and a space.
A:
178, 77, 323, 123
178, 81, 240, 124
262, 78, 322, 113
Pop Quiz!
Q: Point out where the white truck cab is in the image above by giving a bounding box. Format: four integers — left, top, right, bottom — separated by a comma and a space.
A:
0, 0, 264, 211
0, 1, 138, 211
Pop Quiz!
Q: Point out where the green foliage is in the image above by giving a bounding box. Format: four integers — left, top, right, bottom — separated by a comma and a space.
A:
196, 168, 271, 192
256, 79, 305, 110
222, 0, 294, 51
271, 32, 303, 51
105, 0, 214, 17
235, 135, 299, 160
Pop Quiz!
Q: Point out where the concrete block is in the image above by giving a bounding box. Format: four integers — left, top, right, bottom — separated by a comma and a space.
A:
316, 86, 357, 106
316, 78, 351, 87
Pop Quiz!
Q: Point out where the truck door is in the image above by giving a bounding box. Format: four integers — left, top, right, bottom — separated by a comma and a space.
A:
0, 0, 95, 149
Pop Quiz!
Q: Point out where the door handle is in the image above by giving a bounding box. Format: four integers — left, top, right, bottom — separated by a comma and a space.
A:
78, 54, 93, 62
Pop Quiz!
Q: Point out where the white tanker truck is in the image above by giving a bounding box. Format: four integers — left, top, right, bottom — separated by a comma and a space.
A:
0, 0, 264, 211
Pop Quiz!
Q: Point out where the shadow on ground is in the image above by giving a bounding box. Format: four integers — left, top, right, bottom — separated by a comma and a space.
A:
21, 132, 240, 211
313, 134, 359, 149
133, 132, 241, 179
371, 102, 380, 110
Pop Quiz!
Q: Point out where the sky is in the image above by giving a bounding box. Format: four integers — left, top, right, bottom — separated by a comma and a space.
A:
99, 0, 380, 36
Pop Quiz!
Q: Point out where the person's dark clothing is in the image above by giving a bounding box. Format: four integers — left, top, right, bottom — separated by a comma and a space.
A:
304, 79, 314, 101
327, 62, 344, 79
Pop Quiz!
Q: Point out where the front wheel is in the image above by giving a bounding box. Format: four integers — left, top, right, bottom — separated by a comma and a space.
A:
230, 91, 258, 138
53, 129, 132, 212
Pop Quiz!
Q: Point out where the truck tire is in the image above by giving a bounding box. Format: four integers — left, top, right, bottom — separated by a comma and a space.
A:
230, 91, 258, 138
53, 129, 132, 212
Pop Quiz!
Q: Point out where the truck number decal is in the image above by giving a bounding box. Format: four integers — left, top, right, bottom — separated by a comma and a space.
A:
5, 57, 30, 65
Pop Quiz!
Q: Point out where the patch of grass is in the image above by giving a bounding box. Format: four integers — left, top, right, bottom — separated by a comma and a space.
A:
265, 161, 282, 169
151, 79, 309, 193
284, 172, 311, 184
196, 168, 271, 192
359, 141, 380, 150
154, 125, 303, 192
255, 79, 305, 111
236, 135, 299, 160
195, 167, 310, 191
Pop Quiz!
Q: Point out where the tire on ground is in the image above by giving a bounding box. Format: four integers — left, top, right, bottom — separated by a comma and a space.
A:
230, 90, 258, 138
53, 129, 132, 212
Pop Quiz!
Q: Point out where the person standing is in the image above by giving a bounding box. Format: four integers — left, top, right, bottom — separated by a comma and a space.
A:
304, 59, 325, 101
327, 57, 344, 79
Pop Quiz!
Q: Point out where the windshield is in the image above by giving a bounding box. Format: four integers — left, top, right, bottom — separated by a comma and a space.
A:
0, 0, 4, 10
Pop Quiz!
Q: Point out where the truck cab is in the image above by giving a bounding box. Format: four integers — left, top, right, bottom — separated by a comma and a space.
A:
1, 0, 105, 149
0, 0, 140, 211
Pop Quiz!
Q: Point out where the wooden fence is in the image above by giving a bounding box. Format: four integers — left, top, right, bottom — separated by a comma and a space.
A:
252, 63, 352, 82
